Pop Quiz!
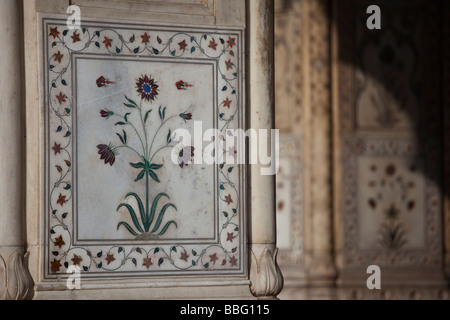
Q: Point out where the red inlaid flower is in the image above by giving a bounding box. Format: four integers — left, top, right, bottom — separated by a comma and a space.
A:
96, 76, 115, 88
225, 59, 233, 70
178, 146, 195, 168
386, 164, 396, 177
97, 144, 117, 166
54, 51, 64, 63
142, 258, 153, 269
52, 142, 61, 155
49, 27, 60, 39
100, 109, 114, 119
105, 253, 115, 265
178, 40, 187, 51
229, 256, 238, 266
180, 251, 189, 262
209, 40, 217, 50
51, 259, 62, 272
227, 232, 234, 242
179, 112, 192, 123
71, 254, 83, 266
227, 36, 236, 48
103, 36, 113, 48
136, 75, 159, 102
53, 235, 65, 248
71, 31, 81, 43
57, 194, 66, 207
225, 194, 233, 205
56, 92, 67, 104
141, 32, 151, 44
209, 253, 218, 263
223, 97, 232, 108
175, 80, 193, 90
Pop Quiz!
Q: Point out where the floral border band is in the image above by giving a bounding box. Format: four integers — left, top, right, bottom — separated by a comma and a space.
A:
44, 18, 245, 278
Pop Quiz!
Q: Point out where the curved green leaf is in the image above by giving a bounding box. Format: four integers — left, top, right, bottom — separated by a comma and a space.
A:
135, 170, 145, 182
149, 163, 163, 170
148, 170, 160, 183
150, 203, 177, 233
130, 162, 145, 169
157, 220, 178, 236
124, 96, 138, 107
117, 221, 139, 236
148, 193, 170, 227
117, 203, 144, 233
125, 192, 147, 231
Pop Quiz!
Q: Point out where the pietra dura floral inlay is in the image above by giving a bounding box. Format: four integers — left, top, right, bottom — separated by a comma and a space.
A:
43, 19, 244, 277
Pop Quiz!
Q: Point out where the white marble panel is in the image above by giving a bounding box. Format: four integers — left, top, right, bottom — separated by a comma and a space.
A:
43, 18, 245, 278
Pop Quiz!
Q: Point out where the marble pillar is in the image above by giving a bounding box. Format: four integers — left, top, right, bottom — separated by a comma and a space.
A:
0, 0, 34, 300
302, 0, 336, 294
247, 0, 284, 299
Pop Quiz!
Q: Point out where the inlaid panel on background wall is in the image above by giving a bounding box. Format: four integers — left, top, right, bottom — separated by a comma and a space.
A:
43, 18, 245, 278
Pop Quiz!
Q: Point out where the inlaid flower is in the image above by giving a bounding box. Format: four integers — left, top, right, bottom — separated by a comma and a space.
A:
178, 40, 187, 51
52, 142, 61, 155
227, 36, 236, 48
142, 258, 153, 269
141, 32, 151, 45
175, 80, 193, 90
105, 253, 115, 265
180, 251, 189, 262
209, 253, 218, 263
51, 259, 62, 272
209, 39, 217, 50
386, 164, 396, 177
227, 232, 234, 242
179, 112, 192, 122
57, 194, 67, 207
54, 51, 64, 63
97, 144, 117, 166
229, 256, 238, 266
223, 97, 232, 108
96, 76, 115, 88
100, 109, 114, 119
225, 194, 233, 205
49, 27, 60, 39
71, 31, 81, 43
53, 235, 65, 248
56, 92, 67, 104
103, 36, 113, 48
71, 254, 83, 266
225, 59, 233, 70
178, 146, 195, 168
136, 75, 159, 102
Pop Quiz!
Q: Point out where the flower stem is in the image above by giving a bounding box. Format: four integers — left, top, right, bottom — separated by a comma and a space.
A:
145, 170, 149, 233
137, 99, 149, 159
148, 115, 178, 159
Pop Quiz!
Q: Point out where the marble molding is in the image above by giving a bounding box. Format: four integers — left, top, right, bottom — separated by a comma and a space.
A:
0, 0, 34, 300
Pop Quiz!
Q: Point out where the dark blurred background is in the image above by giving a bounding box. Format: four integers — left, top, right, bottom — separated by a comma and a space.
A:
274, 0, 450, 299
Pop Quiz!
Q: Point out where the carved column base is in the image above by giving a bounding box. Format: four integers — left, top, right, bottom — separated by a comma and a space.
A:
0, 247, 34, 300
249, 244, 284, 299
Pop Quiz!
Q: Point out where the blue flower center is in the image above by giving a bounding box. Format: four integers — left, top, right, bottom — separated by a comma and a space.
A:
143, 83, 151, 93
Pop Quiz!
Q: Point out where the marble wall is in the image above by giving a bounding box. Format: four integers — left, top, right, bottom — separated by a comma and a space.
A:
275, 0, 450, 299
0, 0, 283, 300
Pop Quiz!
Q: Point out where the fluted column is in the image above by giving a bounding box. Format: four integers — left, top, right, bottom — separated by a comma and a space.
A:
0, 0, 34, 300
247, 0, 283, 299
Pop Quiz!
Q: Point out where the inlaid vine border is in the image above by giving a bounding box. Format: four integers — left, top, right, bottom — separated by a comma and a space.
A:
44, 19, 245, 277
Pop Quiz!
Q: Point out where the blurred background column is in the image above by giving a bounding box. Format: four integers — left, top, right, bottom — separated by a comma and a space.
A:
0, 0, 34, 300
